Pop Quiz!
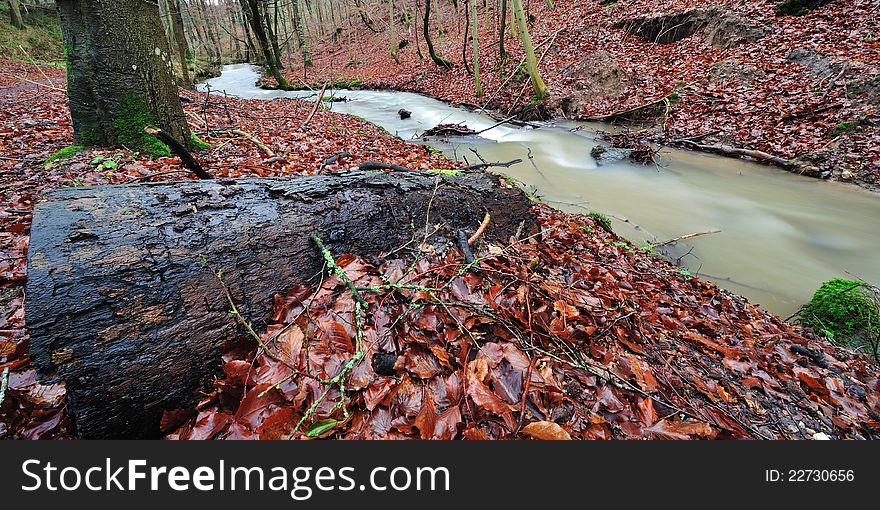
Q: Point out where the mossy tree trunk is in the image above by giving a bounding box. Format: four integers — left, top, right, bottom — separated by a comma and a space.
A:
511, 0, 549, 99
8, 0, 24, 29
499, 0, 507, 60
262, 0, 284, 68
469, 0, 482, 96
292, 0, 311, 67
389, 0, 400, 64
57, 0, 189, 155
424, 0, 451, 68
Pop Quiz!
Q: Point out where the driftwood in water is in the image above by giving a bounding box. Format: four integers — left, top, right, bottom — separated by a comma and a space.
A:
25, 170, 536, 438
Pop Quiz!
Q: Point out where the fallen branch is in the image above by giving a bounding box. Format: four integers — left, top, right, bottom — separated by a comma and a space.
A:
679, 141, 798, 169
652, 229, 721, 248
231, 128, 276, 158
144, 126, 213, 179
297, 82, 328, 131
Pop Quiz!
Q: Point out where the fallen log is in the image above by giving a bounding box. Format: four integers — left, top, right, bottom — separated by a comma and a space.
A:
25, 170, 536, 438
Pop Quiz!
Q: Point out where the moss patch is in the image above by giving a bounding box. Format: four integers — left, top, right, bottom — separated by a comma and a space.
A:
189, 131, 211, 150
44, 145, 84, 168
426, 168, 461, 176
800, 278, 879, 349
587, 211, 613, 232
113, 94, 171, 157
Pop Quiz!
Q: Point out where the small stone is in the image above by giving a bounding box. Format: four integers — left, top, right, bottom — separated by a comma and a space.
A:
840, 170, 854, 181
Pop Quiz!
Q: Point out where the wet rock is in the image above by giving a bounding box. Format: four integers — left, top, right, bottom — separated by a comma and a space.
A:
618, 8, 766, 48
398, 108, 412, 120
840, 170, 854, 181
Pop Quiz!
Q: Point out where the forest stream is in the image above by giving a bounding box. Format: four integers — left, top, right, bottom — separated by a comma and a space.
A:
200, 63, 880, 317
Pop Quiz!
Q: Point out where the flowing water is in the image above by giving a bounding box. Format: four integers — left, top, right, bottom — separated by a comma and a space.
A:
200, 64, 880, 317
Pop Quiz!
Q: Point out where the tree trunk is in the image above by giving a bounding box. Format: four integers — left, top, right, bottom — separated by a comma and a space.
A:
26, 171, 536, 438
56, 0, 189, 154
167, 0, 193, 87
390, 0, 399, 64
239, 0, 288, 86
469, 0, 482, 96
511, 0, 548, 99
8, 0, 24, 29
499, 0, 507, 60
423, 0, 451, 68
261, 0, 283, 68
291, 0, 311, 67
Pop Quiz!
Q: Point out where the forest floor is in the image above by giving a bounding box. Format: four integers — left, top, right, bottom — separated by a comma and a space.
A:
1, 56, 879, 440
271, 0, 880, 191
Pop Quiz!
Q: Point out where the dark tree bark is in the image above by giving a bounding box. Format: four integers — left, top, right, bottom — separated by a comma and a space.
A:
56, 0, 189, 153
164, 0, 192, 87
26, 171, 536, 438
238, 0, 288, 86
261, 0, 283, 68
424, 0, 452, 68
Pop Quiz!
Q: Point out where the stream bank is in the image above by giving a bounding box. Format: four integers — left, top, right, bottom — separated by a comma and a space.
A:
204, 63, 880, 319
271, 0, 880, 192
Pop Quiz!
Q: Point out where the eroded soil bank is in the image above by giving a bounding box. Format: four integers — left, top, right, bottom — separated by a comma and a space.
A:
270, 0, 880, 191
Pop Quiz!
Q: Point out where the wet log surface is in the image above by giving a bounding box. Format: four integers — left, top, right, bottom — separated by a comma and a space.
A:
25, 170, 536, 438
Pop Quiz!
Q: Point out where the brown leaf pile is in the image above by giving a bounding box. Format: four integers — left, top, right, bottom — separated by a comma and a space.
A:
168, 205, 880, 440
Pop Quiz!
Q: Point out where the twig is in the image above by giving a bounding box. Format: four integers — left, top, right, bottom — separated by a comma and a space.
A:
144, 126, 213, 179
652, 229, 721, 248
468, 212, 491, 246
215, 270, 282, 363
230, 128, 276, 158
297, 82, 328, 131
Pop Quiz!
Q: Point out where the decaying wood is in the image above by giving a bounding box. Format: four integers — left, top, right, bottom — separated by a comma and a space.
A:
25, 170, 536, 438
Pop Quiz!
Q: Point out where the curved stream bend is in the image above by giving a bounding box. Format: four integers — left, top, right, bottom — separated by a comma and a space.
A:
199, 64, 880, 317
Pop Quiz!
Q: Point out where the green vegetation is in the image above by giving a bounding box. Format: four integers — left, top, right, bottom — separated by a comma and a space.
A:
0, 6, 63, 64
113, 94, 171, 157
587, 211, 613, 232
90, 154, 121, 171
189, 131, 212, 150
829, 121, 855, 137
44, 145, 84, 168
799, 278, 880, 360
426, 168, 461, 176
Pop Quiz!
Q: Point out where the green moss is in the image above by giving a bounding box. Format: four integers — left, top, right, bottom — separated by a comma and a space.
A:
829, 121, 855, 137
587, 211, 613, 232
425, 168, 461, 176
113, 94, 171, 157
44, 145, 84, 167
78, 127, 102, 146
800, 278, 879, 346
189, 131, 211, 150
